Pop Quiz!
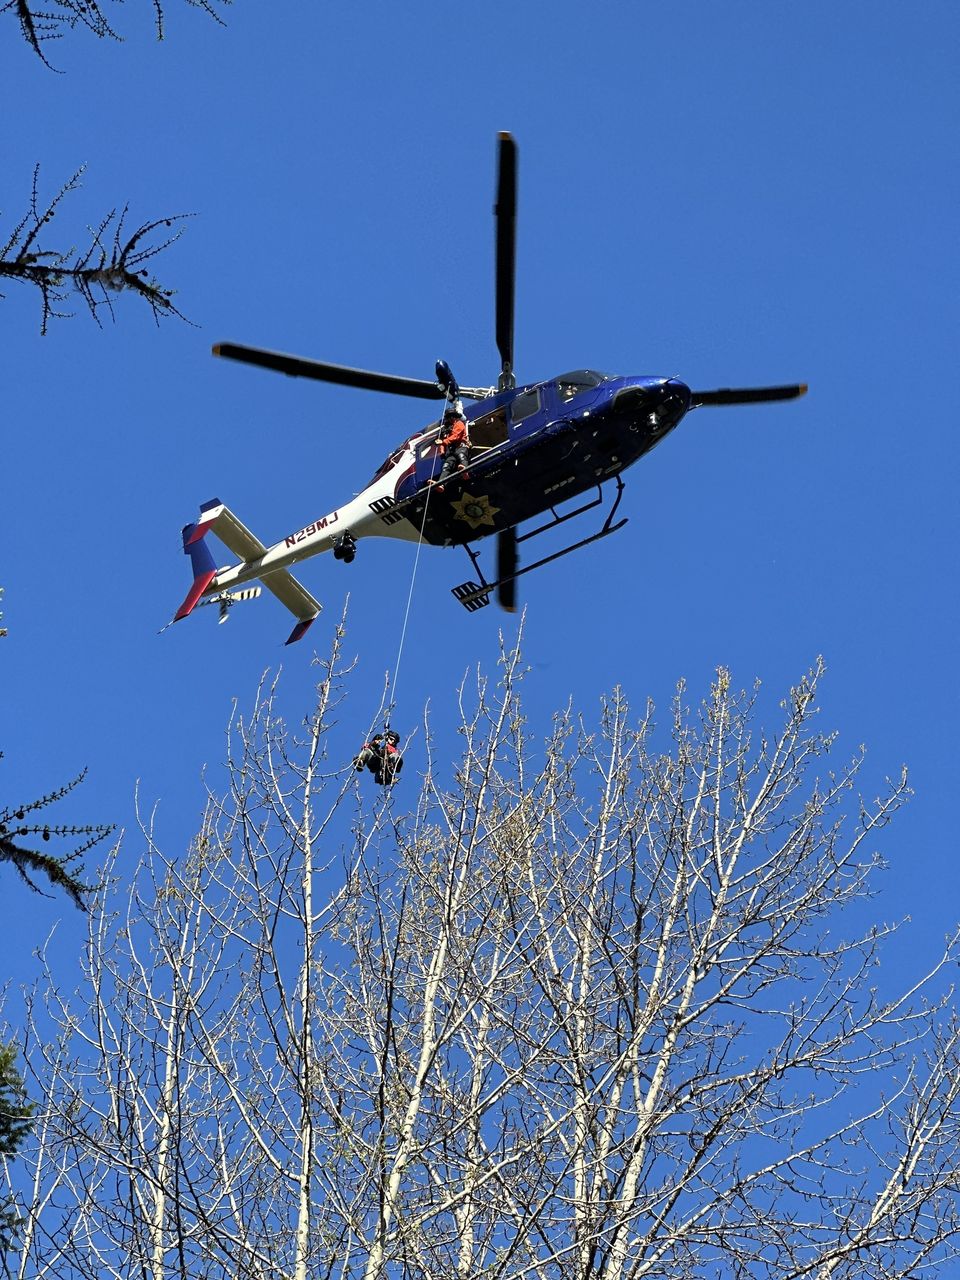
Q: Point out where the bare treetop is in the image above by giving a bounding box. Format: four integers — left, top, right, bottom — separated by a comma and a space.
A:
1, 166, 191, 333
4, 642, 960, 1280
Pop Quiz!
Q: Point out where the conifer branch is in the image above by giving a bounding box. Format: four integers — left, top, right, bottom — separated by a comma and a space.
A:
4, 0, 230, 68
0, 764, 113, 908
1, 166, 192, 333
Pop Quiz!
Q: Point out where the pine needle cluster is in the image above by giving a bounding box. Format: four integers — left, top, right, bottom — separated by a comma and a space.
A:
0, 762, 113, 908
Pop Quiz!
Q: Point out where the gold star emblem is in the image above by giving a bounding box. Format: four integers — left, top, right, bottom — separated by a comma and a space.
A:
450, 490, 501, 530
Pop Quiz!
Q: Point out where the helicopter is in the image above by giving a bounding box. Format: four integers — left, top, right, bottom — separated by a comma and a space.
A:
173, 132, 806, 644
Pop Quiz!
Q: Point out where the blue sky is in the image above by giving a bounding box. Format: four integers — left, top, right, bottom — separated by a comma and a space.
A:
2, 2, 958, 981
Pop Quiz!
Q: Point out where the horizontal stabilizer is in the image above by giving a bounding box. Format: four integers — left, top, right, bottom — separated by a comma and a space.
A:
261, 568, 322, 626
188, 500, 267, 563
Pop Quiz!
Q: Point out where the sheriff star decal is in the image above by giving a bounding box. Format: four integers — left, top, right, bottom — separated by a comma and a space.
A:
450, 491, 501, 530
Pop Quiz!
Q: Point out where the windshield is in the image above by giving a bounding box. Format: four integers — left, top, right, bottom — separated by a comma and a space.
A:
555, 370, 609, 403
365, 428, 437, 487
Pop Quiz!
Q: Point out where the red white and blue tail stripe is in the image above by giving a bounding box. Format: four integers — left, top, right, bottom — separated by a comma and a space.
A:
174, 516, 219, 621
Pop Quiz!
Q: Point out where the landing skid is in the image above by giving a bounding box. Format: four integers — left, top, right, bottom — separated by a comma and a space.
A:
452, 476, 628, 611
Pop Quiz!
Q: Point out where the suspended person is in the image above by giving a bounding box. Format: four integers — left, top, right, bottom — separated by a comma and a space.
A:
353, 730, 404, 785
434, 403, 471, 490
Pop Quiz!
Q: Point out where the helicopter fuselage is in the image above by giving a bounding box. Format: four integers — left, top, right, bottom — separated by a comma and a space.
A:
205, 371, 691, 598
176, 133, 805, 636
401, 372, 690, 544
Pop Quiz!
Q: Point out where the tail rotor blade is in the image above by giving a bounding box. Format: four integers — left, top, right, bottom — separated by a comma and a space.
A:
494, 132, 518, 391
497, 526, 518, 613
691, 383, 808, 408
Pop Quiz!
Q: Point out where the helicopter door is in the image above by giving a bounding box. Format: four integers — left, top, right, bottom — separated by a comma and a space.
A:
468, 406, 509, 453
413, 429, 443, 487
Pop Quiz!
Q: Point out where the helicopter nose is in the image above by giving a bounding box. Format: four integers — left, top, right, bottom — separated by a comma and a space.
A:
661, 378, 691, 409
649, 378, 690, 428
613, 378, 690, 432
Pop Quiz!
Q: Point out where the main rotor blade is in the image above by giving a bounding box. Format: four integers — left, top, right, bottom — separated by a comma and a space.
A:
691, 383, 808, 408
496, 526, 518, 613
213, 343, 447, 400
494, 132, 518, 389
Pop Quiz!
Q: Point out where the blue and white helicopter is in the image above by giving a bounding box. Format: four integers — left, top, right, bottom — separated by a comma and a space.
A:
174, 133, 806, 644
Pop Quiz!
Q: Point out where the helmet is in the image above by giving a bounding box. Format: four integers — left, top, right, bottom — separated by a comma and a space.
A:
443, 405, 460, 422
385, 730, 400, 745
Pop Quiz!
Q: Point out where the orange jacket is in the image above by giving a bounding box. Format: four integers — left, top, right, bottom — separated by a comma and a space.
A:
437, 418, 468, 452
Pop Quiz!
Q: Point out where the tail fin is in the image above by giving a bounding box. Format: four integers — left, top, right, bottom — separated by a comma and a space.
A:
174, 520, 218, 621
173, 498, 321, 644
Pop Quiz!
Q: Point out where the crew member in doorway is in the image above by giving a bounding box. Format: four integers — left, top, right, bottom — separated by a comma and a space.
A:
353, 730, 404, 785
435, 403, 471, 489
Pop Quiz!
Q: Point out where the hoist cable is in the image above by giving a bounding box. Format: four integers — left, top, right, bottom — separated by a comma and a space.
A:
384, 394, 450, 726
359, 391, 452, 752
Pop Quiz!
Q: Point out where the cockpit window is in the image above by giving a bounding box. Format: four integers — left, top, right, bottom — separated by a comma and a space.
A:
555, 370, 608, 403
510, 388, 541, 424
415, 425, 442, 461
367, 430, 433, 486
